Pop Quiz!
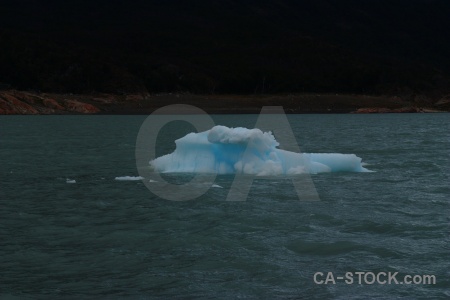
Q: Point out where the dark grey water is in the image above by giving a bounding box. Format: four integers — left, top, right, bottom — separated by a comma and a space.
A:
1, 114, 449, 299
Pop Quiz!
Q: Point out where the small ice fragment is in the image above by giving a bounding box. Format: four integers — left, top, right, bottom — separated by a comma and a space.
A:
66, 179, 76, 184
212, 184, 223, 188
149, 179, 158, 183
115, 176, 144, 181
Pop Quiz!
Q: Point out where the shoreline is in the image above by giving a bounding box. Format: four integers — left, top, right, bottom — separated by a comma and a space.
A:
0, 90, 448, 115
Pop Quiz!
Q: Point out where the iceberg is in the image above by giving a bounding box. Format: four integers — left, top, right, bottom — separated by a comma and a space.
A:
150, 125, 370, 175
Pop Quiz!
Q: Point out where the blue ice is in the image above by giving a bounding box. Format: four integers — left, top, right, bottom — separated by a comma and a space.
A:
150, 125, 370, 175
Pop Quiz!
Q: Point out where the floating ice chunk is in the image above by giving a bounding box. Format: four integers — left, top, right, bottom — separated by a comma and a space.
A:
212, 184, 223, 188
150, 126, 370, 175
115, 176, 144, 181
66, 179, 76, 184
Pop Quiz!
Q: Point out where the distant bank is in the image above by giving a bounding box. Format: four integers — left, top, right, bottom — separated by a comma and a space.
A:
0, 90, 448, 115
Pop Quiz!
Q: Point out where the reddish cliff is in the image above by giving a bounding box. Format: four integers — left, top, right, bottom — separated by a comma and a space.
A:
0, 90, 100, 114
0, 90, 448, 114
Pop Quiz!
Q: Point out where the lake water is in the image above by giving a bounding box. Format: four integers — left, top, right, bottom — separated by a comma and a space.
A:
1, 114, 449, 299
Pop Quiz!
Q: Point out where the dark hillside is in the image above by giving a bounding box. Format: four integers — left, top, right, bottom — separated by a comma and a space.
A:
1, 0, 449, 98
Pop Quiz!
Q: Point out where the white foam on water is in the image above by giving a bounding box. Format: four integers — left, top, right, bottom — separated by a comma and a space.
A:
66, 179, 76, 184
115, 176, 144, 181
150, 125, 371, 176
149, 179, 158, 183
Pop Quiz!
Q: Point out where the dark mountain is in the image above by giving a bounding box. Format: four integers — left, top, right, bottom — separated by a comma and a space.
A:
1, 0, 449, 98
